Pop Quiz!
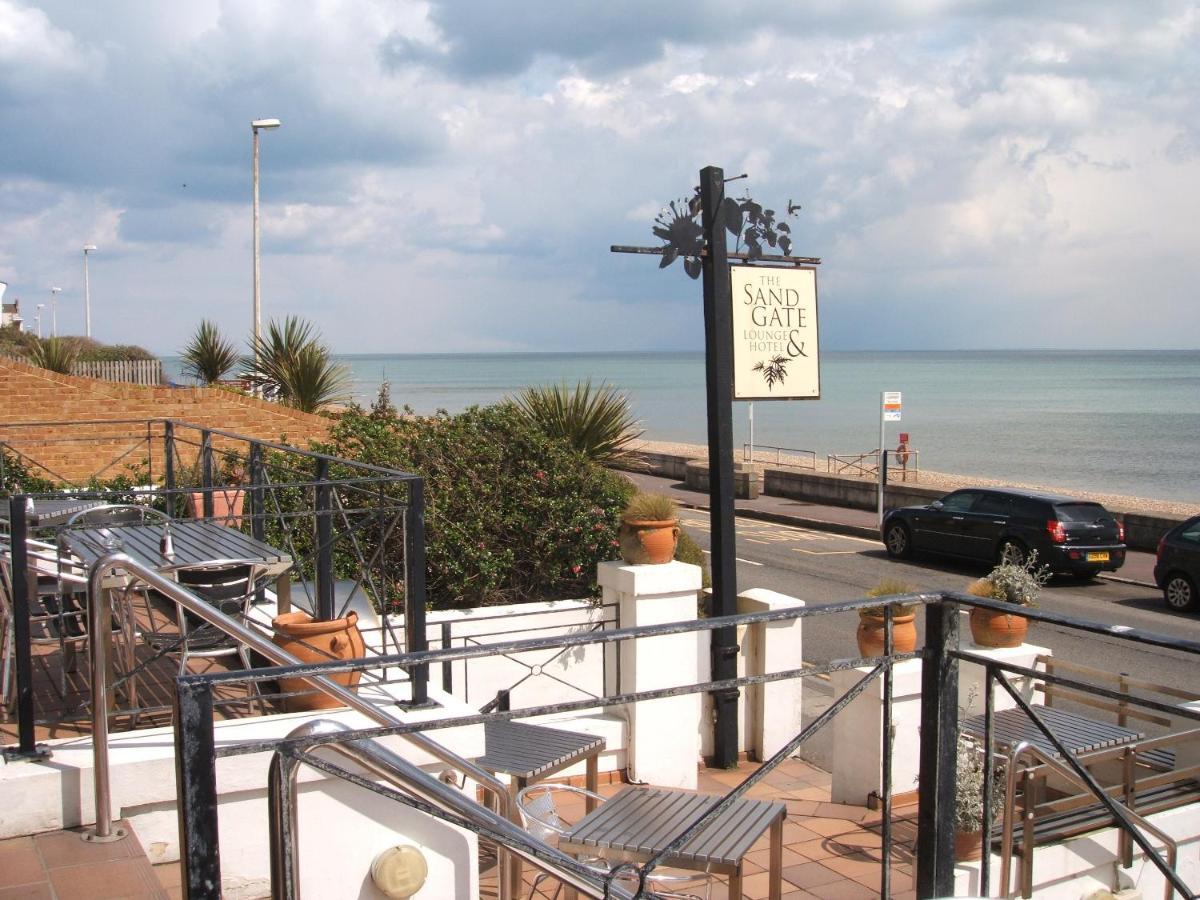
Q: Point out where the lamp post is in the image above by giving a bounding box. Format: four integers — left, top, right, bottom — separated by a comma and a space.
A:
251, 118, 282, 376
83, 245, 97, 339
35, 304, 45, 339
49, 287, 61, 337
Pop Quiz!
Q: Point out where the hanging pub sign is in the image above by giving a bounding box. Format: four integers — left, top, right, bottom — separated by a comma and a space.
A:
730, 264, 820, 400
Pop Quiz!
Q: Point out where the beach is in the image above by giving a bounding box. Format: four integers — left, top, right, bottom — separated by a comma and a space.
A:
634, 438, 1200, 520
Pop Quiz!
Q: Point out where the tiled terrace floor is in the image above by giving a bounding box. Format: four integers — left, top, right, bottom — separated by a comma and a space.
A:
479, 757, 920, 900
0, 756, 916, 900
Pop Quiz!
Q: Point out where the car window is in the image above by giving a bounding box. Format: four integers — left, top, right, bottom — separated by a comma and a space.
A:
1178, 519, 1200, 543
940, 491, 981, 513
1055, 503, 1112, 523
1012, 498, 1047, 520
973, 494, 1013, 516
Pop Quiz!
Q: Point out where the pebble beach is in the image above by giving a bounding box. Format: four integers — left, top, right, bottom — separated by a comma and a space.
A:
634, 439, 1200, 520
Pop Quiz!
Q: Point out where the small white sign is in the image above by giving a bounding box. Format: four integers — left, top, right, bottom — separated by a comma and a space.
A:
730, 265, 820, 400
883, 391, 902, 422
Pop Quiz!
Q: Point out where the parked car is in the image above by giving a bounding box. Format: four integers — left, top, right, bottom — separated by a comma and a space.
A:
1154, 514, 1200, 612
881, 487, 1126, 578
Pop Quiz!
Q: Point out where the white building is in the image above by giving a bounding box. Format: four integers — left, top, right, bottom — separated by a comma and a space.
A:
1, 280, 23, 331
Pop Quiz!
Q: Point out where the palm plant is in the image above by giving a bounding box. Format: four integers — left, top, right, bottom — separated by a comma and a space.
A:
513, 380, 643, 464
243, 315, 351, 413
28, 337, 80, 374
180, 320, 239, 385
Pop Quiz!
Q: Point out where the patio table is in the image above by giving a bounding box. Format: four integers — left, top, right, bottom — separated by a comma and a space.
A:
560, 785, 787, 899
3, 497, 105, 529
961, 706, 1144, 760
475, 719, 606, 897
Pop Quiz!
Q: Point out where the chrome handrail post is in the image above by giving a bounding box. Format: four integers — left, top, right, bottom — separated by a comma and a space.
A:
85, 551, 129, 842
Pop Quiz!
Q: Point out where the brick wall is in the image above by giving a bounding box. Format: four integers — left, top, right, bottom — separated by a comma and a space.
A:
0, 357, 331, 484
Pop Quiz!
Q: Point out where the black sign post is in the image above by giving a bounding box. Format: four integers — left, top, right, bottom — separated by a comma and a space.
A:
698, 165, 740, 768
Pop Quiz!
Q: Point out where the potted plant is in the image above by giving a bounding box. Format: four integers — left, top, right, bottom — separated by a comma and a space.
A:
966, 553, 1049, 648
856, 578, 919, 657
185, 452, 247, 526
618, 492, 679, 565
954, 733, 992, 860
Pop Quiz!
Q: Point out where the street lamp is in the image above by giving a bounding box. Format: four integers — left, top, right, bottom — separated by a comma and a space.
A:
35, 303, 45, 339
83, 245, 97, 339
49, 287, 62, 338
251, 118, 282, 375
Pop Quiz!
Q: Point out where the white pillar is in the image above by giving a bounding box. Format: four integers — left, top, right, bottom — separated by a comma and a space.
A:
598, 560, 702, 789
737, 588, 804, 761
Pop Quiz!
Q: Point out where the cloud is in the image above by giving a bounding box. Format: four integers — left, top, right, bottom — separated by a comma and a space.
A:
0, 0, 1197, 353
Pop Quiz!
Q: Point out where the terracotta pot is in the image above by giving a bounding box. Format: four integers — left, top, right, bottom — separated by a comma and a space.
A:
969, 606, 1029, 648
186, 488, 245, 527
271, 610, 366, 711
954, 828, 983, 861
618, 518, 679, 565
855, 611, 917, 657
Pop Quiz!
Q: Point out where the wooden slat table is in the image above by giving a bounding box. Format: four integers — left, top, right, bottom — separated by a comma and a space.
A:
61, 520, 292, 580
560, 786, 786, 899
5, 498, 104, 529
962, 706, 1144, 759
475, 720, 606, 898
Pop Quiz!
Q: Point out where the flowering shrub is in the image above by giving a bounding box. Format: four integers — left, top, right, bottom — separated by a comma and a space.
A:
323, 399, 633, 609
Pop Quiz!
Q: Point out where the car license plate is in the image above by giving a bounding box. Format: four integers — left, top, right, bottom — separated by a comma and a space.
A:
1087, 552, 1109, 562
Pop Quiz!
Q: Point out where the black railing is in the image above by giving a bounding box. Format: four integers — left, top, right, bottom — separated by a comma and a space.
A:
166, 591, 1200, 899
1, 417, 429, 757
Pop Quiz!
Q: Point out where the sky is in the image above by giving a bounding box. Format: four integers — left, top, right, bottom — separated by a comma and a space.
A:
1, 1, 1198, 354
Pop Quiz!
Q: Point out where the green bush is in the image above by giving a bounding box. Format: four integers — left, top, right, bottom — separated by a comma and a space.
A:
321, 401, 636, 609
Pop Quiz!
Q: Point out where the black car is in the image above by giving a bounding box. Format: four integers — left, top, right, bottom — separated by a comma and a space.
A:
881, 487, 1126, 578
1154, 514, 1200, 612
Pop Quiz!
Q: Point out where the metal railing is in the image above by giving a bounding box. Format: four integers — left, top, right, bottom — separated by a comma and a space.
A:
1, 417, 430, 756
163, 591, 1200, 900
826, 448, 920, 481
269, 719, 628, 900
741, 443, 817, 469
82, 552, 523, 896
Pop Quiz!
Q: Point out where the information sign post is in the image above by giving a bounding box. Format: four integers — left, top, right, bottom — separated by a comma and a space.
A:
879, 391, 902, 526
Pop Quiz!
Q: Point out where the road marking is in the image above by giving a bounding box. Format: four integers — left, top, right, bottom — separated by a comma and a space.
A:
794, 548, 859, 556
700, 550, 763, 566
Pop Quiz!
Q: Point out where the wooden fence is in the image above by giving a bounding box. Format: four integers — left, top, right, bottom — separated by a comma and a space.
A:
72, 359, 164, 385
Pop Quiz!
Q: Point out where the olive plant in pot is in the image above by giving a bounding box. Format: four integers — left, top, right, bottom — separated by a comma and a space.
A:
965, 553, 1050, 648
954, 733, 994, 860
618, 492, 679, 565
856, 578, 919, 658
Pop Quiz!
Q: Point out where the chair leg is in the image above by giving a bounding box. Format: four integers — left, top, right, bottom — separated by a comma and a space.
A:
237, 646, 264, 715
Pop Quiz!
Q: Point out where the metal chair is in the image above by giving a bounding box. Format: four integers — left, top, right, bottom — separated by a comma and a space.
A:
138, 558, 270, 709
516, 784, 711, 899
0, 538, 135, 714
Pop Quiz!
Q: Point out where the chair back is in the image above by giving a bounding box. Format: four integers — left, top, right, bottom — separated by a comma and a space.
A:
66, 505, 168, 528
169, 560, 267, 618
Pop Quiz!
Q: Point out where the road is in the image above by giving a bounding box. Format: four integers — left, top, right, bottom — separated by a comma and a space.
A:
678, 511, 1199, 725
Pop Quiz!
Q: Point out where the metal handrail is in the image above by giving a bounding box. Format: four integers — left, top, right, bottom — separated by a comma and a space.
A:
269, 719, 628, 900
998, 740, 1179, 900
741, 443, 817, 469
85, 552, 518, 897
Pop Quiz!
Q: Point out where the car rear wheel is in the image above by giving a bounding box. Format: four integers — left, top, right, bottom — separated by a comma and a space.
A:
1163, 572, 1197, 613
884, 522, 912, 559
997, 539, 1028, 568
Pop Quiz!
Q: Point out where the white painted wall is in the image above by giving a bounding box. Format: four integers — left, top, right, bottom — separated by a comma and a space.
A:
954, 803, 1200, 900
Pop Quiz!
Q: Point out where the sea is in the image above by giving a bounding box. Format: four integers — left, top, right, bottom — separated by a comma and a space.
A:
161, 350, 1200, 505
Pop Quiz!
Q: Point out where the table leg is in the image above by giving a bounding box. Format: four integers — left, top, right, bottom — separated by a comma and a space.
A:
510, 779, 524, 900
729, 862, 743, 898
586, 755, 599, 813
769, 814, 783, 900
275, 574, 291, 614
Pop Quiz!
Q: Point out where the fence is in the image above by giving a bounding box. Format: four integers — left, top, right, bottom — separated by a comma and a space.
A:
742, 443, 817, 469
165, 591, 1200, 899
827, 448, 920, 482
1, 417, 430, 753
73, 359, 163, 385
